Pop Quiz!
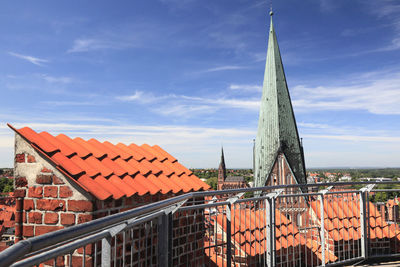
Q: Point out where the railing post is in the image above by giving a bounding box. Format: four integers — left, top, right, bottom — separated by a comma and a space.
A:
359, 190, 368, 259
319, 194, 326, 267
265, 197, 275, 267
158, 213, 171, 267
226, 203, 232, 266
101, 236, 112, 267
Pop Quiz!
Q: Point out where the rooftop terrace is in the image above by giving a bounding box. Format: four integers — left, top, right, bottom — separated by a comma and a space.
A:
1, 181, 400, 267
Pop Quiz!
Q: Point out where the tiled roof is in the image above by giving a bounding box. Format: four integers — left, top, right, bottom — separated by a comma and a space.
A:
207, 205, 335, 265
9, 124, 210, 200
311, 196, 400, 242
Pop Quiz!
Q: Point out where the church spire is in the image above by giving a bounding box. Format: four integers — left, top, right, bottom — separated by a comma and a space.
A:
218, 146, 227, 190
254, 13, 307, 187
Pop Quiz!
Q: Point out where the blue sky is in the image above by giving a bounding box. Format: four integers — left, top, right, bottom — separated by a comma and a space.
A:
1, 0, 400, 168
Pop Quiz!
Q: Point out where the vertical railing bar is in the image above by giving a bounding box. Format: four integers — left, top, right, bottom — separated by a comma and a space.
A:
145, 222, 149, 266
83, 246, 86, 267
122, 230, 126, 267
208, 207, 211, 266
101, 236, 111, 267
214, 208, 217, 267
69, 252, 72, 267
226, 203, 232, 267
113, 236, 117, 267
320, 194, 326, 267
359, 190, 367, 260
53, 257, 56, 267
233, 203, 236, 266
130, 228, 133, 266
263, 200, 267, 267
138, 225, 141, 267
94, 241, 97, 267
186, 210, 189, 266
150, 220, 153, 267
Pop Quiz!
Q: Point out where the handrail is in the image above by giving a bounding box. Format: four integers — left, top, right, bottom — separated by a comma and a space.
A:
1, 180, 400, 266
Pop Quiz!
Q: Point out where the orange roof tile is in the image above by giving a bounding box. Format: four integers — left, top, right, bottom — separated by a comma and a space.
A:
9, 124, 209, 200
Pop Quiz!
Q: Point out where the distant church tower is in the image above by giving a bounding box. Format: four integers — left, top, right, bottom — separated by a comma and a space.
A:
217, 147, 247, 190
217, 147, 226, 190
254, 12, 307, 188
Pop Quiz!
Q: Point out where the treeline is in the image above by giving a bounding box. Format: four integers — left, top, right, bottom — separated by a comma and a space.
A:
0, 178, 13, 193
308, 168, 400, 179
192, 169, 253, 190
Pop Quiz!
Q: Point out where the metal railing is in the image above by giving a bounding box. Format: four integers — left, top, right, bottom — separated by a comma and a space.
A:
1, 181, 400, 267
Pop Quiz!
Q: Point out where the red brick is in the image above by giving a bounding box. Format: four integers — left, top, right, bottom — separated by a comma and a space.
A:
59, 186, 73, 198
15, 153, 25, 163
35, 225, 63, 236
41, 167, 52, 173
69, 255, 93, 267
36, 175, 52, 184
27, 155, 36, 163
23, 199, 35, 211
23, 225, 34, 237
44, 213, 59, 224
60, 213, 75, 226
68, 200, 93, 212
28, 212, 43, 224
15, 177, 28, 188
37, 199, 66, 211
28, 186, 43, 198
44, 186, 58, 198
77, 244, 93, 255
44, 256, 64, 267
78, 214, 93, 224
53, 176, 65, 185
14, 189, 26, 197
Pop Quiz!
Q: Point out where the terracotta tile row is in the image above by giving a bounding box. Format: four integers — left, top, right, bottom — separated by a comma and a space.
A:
9, 125, 209, 200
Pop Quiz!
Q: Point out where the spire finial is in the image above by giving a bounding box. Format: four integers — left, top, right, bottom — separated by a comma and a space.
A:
269, 0, 273, 16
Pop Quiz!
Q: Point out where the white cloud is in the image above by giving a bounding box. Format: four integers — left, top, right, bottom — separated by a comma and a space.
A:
41, 75, 72, 84
8, 52, 48, 66
203, 65, 246, 73
291, 70, 400, 115
67, 38, 132, 53
116, 91, 144, 101
229, 84, 262, 92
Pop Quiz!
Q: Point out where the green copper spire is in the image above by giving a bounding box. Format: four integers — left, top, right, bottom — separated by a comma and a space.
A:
254, 13, 307, 187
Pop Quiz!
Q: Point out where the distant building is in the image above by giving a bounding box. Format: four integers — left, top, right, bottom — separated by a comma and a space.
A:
217, 147, 247, 190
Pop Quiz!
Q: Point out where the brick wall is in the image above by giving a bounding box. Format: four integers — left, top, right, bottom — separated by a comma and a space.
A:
13, 134, 206, 266
14, 134, 94, 266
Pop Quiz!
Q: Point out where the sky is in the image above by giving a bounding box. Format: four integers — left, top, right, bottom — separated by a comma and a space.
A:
1, 0, 400, 169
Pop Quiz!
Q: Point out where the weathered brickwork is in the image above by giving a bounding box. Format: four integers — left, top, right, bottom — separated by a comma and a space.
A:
14, 134, 94, 265
13, 134, 206, 266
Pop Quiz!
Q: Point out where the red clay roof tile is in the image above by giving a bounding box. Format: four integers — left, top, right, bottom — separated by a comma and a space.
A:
39, 131, 76, 157
9, 124, 207, 200
152, 145, 177, 162
77, 175, 112, 200
56, 134, 92, 158
73, 137, 107, 159
103, 141, 132, 160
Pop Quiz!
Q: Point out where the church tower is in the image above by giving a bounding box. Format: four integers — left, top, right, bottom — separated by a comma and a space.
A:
254, 12, 307, 188
217, 147, 227, 190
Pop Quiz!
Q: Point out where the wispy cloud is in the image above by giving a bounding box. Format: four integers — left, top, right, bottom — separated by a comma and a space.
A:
67, 38, 132, 53
41, 75, 73, 84
116, 90, 260, 117
291, 70, 400, 115
203, 65, 246, 73
229, 84, 262, 92
8, 52, 48, 66
319, 0, 339, 13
